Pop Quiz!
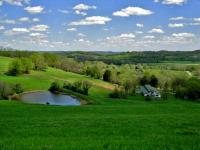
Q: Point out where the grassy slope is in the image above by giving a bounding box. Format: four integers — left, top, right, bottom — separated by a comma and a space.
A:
0, 56, 200, 149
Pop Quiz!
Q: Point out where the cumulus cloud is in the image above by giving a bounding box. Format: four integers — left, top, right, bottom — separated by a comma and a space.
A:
144, 35, 155, 39
194, 18, 200, 22
149, 28, 165, 34
169, 16, 185, 21
73, 4, 96, 16
113, 7, 153, 17
58, 9, 68, 14
0, 25, 5, 30
168, 23, 184, 28
18, 17, 30, 22
69, 16, 111, 26
0, 0, 30, 6
67, 28, 77, 32
172, 32, 195, 38
1, 19, 16, 24
12, 28, 29, 33
73, 3, 96, 11
136, 23, 144, 28
155, 0, 187, 5
24, 6, 44, 14
30, 25, 49, 31
32, 18, 40, 22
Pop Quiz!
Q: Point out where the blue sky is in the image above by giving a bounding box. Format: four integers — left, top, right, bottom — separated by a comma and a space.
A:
0, 0, 200, 51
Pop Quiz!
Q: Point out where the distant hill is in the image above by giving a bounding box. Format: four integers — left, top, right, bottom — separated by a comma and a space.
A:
1, 48, 200, 64
57, 50, 200, 64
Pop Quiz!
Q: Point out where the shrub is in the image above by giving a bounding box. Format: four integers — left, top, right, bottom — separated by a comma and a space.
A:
7, 59, 23, 76
63, 80, 92, 95
109, 87, 127, 99
103, 70, 112, 82
0, 81, 13, 99
13, 84, 24, 94
49, 82, 61, 93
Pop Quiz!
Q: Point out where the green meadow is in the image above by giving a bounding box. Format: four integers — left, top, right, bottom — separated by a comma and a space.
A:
0, 56, 200, 149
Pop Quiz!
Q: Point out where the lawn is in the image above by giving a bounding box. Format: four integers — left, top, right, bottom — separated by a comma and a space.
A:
0, 56, 200, 149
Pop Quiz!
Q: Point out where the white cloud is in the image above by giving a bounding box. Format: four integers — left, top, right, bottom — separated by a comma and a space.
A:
172, 32, 195, 38
0, 25, 5, 30
75, 10, 87, 16
149, 28, 165, 34
69, 16, 111, 26
12, 28, 29, 33
120, 33, 135, 39
113, 7, 153, 17
73, 3, 96, 11
67, 28, 77, 32
32, 18, 40, 22
2, 19, 16, 24
168, 23, 184, 28
77, 33, 86, 37
29, 32, 46, 38
73, 4, 96, 16
24, 6, 44, 14
0, 0, 30, 6
194, 18, 200, 22
30, 25, 49, 31
169, 16, 185, 21
19, 17, 30, 22
144, 35, 155, 39
136, 23, 144, 28
162, 0, 187, 5
58, 9, 68, 14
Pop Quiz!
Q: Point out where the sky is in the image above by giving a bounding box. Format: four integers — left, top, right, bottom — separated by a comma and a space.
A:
0, 0, 200, 52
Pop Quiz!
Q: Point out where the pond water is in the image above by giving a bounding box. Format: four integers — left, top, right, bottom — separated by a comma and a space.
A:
20, 91, 81, 106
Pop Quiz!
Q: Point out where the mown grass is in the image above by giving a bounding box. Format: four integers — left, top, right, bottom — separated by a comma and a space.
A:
0, 56, 200, 149
0, 100, 200, 150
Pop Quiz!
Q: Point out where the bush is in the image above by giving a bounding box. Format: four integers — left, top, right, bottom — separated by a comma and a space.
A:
0, 81, 13, 99
7, 59, 23, 76
109, 87, 127, 99
103, 70, 112, 82
63, 80, 92, 95
49, 82, 61, 93
13, 84, 24, 94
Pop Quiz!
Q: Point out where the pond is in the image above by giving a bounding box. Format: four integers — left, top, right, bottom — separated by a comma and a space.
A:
20, 91, 81, 106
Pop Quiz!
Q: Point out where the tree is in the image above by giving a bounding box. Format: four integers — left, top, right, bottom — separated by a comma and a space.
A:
140, 76, 149, 86
0, 81, 13, 99
123, 80, 133, 94
7, 58, 23, 76
31, 53, 47, 71
149, 75, 158, 87
103, 70, 112, 82
49, 82, 61, 93
82, 81, 92, 95
13, 84, 24, 94
21, 58, 33, 74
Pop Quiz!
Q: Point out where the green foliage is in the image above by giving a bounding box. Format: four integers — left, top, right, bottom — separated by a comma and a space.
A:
173, 77, 200, 101
12, 84, 24, 94
7, 58, 23, 76
49, 82, 62, 93
0, 81, 13, 99
21, 58, 33, 74
31, 53, 47, 71
63, 80, 92, 95
109, 87, 127, 99
140, 75, 159, 87
103, 69, 112, 82
7, 58, 33, 76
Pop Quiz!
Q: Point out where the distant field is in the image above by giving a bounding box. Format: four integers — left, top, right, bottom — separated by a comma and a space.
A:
0, 56, 200, 149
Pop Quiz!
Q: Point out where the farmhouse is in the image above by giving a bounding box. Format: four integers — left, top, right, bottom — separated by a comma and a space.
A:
138, 85, 161, 98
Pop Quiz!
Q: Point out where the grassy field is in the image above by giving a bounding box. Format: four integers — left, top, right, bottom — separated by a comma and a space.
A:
0, 56, 200, 149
